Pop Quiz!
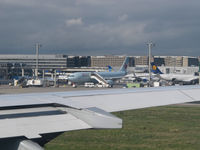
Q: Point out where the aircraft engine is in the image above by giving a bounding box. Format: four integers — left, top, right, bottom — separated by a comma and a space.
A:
18, 140, 44, 150
106, 80, 114, 86
1, 139, 44, 150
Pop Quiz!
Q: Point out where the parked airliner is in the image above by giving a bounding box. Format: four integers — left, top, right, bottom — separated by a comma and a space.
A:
68, 57, 129, 86
151, 62, 199, 85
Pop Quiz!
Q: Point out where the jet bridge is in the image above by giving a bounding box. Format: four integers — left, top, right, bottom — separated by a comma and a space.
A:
90, 73, 110, 87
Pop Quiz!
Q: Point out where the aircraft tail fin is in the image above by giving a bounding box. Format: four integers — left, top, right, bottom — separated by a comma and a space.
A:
107, 65, 113, 72
119, 57, 129, 72
151, 62, 163, 74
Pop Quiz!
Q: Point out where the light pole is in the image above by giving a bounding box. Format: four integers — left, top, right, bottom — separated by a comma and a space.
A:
35, 43, 42, 78
199, 62, 200, 85
147, 42, 155, 86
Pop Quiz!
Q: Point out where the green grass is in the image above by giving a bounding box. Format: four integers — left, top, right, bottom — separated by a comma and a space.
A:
45, 106, 200, 150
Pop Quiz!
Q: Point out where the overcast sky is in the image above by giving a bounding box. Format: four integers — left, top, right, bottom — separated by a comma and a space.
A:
0, 0, 200, 56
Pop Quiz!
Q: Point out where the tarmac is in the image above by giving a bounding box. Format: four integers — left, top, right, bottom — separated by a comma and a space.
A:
0, 85, 108, 95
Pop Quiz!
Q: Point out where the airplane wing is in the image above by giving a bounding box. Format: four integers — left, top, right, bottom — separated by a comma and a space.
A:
1, 85, 200, 149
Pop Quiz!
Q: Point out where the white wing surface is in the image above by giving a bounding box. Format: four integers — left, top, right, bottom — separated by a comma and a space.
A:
0, 85, 200, 149
1, 85, 200, 112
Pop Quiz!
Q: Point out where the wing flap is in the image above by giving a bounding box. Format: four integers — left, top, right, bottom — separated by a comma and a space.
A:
0, 113, 91, 139
65, 107, 122, 129
0, 106, 122, 139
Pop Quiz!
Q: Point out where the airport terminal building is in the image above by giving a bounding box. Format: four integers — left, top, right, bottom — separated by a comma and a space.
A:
0, 54, 68, 70
90, 56, 135, 67
0, 54, 199, 79
0, 55, 90, 79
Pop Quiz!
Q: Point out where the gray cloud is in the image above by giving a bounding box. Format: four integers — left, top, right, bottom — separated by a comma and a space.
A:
0, 0, 200, 56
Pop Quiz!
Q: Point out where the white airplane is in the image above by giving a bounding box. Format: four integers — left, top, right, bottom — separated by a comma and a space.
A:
1, 85, 200, 149
124, 71, 159, 83
68, 57, 129, 87
151, 63, 199, 85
